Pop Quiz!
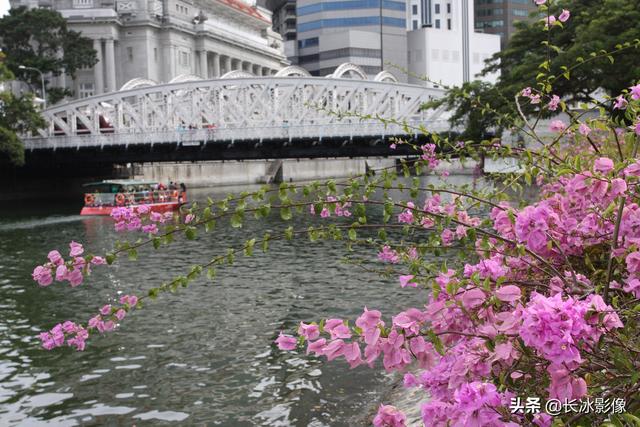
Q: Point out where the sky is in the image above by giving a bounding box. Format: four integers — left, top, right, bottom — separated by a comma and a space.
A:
0, 0, 9, 16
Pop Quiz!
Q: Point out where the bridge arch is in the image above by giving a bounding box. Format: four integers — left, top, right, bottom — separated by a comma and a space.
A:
169, 74, 203, 83
275, 66, 311, 77
120, 78, 158, 91
331, 63, 368, 80
220, 70, 255, 79
373, 71, 398, 83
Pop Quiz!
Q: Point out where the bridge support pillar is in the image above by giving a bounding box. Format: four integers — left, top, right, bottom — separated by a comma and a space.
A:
212, 53, 220, 77
199, 50, 208, 78
105, 39, 116, 93
93, 39, 104, 95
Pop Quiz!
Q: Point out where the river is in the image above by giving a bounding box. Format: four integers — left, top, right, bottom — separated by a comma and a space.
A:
0, 183, 437, 426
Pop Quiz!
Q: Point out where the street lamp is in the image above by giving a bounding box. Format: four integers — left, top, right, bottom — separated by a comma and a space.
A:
18, 65, 46, 109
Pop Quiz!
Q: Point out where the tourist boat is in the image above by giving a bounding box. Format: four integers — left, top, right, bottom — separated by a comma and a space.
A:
80, 180, 187, 216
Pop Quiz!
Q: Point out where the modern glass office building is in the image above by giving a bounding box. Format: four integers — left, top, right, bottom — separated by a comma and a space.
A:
295, 0, 408, 79
474, 0, 537, 47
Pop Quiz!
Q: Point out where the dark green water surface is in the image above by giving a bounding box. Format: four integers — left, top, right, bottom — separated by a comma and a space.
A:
0, 186, 428, 426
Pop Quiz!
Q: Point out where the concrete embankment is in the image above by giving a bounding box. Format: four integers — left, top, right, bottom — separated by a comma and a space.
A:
133, 157, 483, 188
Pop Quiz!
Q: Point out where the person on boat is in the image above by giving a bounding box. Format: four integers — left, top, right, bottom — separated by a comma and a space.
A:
180, 182, 186, 192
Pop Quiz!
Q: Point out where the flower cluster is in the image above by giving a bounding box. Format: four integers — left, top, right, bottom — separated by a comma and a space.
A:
111, 205, 175, 234
32, 242, 105, 287
39, 294, 140, 351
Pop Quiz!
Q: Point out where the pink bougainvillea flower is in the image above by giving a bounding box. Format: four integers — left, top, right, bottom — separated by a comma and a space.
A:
545, 15, 556, 27
578, 123, 591, 136
548, 95, 560, 111
630, 84, 640, 100
297, 322, 320, 341
399, 275, 418, 288
558, 9, 570, 22
69, 241, 84, 257
594, 157, 614, 174
495, 285, 522, 302
614, 95, 628, 110
550, 120, 566, 132
373, 404, 406, 427
275, 331, 297, 350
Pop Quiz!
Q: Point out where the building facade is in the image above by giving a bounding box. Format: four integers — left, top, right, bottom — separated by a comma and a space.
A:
9, 0, 289, 100
269, 0, 298, 63
407, 0, 500, 87
294, 0, 408, 80
474, 0, 537, 47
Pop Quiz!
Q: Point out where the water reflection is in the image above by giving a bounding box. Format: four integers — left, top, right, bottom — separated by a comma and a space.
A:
0, 177, 487, 425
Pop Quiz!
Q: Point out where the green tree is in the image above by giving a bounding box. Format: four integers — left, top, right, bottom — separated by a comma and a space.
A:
0, 53, 46, 166
0, 7, 97, 105
431, 0, 640, 135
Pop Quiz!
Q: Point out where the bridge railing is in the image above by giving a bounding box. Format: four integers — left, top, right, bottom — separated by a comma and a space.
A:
23, 120, 451, 150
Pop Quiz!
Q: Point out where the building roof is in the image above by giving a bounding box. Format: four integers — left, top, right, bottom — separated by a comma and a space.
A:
216, 0, 270, 23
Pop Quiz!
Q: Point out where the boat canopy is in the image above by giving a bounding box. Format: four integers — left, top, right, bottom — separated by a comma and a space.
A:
83, 180, 160, 194
83, 179, 159, 187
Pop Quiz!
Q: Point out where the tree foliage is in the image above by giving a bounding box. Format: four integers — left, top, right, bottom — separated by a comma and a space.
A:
0, 53, 46, 167
0, 7, 97, 104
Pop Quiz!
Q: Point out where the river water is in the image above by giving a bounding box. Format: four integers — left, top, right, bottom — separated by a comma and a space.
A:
0, 184, 436, 426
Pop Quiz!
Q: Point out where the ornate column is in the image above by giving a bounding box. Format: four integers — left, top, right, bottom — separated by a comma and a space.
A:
224, 56, 232, 74
252, 64, 261, 76
231, 58, 240, 71
199, 50, 208, 78
104, 39, 116, 93
212, 53, 220, 77
93, 39, 104, 95
242, 61, 251, 72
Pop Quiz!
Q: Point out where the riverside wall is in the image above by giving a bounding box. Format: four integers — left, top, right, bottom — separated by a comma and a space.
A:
133, 157, 482, 187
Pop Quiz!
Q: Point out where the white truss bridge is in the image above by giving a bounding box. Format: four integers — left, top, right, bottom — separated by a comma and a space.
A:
22, 64, 449, 151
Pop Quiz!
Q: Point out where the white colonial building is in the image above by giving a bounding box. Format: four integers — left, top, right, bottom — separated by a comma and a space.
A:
9, 0, 290, 100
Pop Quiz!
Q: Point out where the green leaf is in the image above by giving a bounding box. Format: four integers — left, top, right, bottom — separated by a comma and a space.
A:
244, 238, 256, 256
280, 206, 292, 221
128, 248, 138, 261
230, 212, 243, 228
284, 226, 294, 240
348, 228, 357, 241
206, 268, 217, 281
185, 226, 197, 240
106, 253, 116, 265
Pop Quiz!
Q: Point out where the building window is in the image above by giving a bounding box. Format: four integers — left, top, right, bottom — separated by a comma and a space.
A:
412, 20, 418, 29
513, 9, 529, 16
412, 4, 417, 14
435, 3, 440, 13
446, 2, 450, 13
297, 0, 405, 16
476, 8, 503, 17
298, 16, 406, 32
475, 19, 504, 29
73, 0, 93, 8
447, 18, 451, 29
180, 51, 189, 66
435, 18, 440, 28
79, 83, 94, 98
298, 37, 319, 49
127, 47, 133, 61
